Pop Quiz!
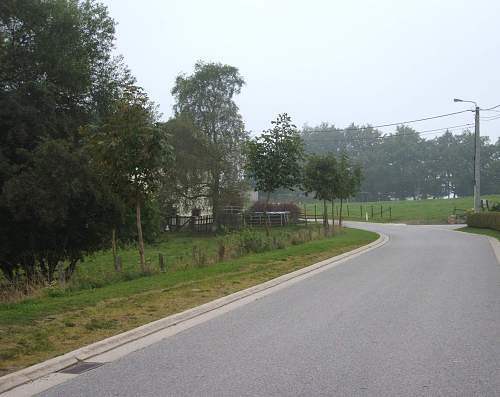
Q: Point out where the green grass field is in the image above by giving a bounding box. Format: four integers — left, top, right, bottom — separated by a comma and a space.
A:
303, 195, 500, 224
0, 226, 377, 375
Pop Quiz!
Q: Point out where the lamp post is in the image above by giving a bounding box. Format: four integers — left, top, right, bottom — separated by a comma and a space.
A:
454, 98, 480, 212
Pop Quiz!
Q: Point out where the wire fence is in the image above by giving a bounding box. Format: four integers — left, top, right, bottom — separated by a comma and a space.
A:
301, 203, 392, 222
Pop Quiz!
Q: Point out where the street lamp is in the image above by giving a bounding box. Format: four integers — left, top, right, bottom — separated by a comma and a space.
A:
453, 98, 480, 212
453, 98, 477, 107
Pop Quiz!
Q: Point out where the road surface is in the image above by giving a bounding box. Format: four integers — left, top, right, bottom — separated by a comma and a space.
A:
37, 223, 500, 396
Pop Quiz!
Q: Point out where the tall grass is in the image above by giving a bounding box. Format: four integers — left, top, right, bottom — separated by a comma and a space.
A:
1, 225, 336, 303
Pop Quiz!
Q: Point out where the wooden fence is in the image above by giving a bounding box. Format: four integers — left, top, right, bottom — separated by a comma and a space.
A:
166, 215, 214, 233
166, 210, 294, 232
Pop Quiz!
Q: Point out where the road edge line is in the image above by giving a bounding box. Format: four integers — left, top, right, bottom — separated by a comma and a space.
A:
0, 231, 388, 395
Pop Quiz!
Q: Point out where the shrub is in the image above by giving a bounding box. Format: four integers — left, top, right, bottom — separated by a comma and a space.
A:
467, 212, 500, 231
238, 229, 268, 253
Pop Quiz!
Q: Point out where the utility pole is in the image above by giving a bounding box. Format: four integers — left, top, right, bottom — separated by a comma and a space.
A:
473, 106, 480, 212
454, 98, 481, 212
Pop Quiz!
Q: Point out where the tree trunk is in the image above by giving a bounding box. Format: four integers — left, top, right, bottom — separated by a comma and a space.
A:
339, 198, 343, 227
264, 191, 271, 236
212, 173, 220, 232
136, 197, 147, 272
331, 199, 335, 231
323, 200, 328, 228
111, 228, 119, 272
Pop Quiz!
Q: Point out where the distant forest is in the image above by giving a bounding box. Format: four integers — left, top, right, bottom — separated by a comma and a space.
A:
272, 124, 500, 202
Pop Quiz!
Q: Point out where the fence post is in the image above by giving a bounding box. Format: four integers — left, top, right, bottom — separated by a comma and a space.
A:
389, 207, 392, 220
360, 205, 363, 218
304, 204, 307, 226
115, 255, 122, 272
331, 201, 334, 228
371, 205, 374, 218
381, 205, 383, 218
314, 204, 317, 223
159, 253, 166, 272
347, 205, 350, 217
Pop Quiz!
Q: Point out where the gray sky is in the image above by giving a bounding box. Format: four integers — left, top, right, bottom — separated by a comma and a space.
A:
101, 0, 500, 142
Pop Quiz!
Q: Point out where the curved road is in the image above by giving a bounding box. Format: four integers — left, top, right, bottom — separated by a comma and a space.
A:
37, 223, 500, 396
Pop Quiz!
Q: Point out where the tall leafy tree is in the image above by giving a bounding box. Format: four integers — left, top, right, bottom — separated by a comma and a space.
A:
171, 61, 248, 227
160, 115, 212, 213
0, 0, 127, 281
245, 113, 304, 233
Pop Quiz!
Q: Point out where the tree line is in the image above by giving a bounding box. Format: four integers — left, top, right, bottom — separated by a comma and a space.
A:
301, 124, 500, 201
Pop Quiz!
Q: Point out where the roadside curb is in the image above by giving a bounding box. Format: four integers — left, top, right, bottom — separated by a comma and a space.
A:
0, 232, 388, 394
487, 236, 500, 265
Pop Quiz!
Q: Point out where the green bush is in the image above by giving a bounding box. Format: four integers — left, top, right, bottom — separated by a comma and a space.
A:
467, 212, 500, 231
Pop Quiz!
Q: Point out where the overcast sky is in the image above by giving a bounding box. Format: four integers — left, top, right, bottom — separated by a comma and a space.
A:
101, 0, 500, 142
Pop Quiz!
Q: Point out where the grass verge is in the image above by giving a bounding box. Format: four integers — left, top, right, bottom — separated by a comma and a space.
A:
0, 227, 377, 376
457, 226, 500, 241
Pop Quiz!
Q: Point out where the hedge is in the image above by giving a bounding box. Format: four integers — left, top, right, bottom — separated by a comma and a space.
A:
467, 212, 500, 231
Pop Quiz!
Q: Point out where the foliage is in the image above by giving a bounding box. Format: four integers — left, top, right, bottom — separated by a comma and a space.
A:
160, 115, 212, 212
0, 0, 127, 282
303, 153, 338, 226
336, 153, 362, 201
303, 152, 361, 226
245, 113, 304, 201
1, 140, 115, 282
171, 61, 248, 223
83, 85, 173, 270
118, 198, 163, 244
467, 212, 500, 231
303, 154, 339, 202
84, 86, 170, 204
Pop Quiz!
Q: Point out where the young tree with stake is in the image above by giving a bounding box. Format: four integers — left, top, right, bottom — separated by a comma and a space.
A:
84, 86, 172, 272
303, 153, 339, 228
245, 113, 304, 234
336, 153, 362, 227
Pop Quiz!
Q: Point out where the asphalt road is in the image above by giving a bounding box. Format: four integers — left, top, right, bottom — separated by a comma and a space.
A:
38, 224, 500, 397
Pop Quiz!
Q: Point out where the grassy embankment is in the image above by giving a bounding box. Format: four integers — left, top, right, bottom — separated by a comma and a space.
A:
457, 227, 500, 241
304, 194, 500, 224
0, 226, 377, 376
